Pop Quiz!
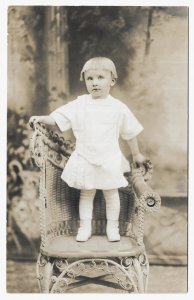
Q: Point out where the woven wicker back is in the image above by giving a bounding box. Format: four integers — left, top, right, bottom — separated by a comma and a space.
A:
42, 159, 135, 243
30, 124, 138, 245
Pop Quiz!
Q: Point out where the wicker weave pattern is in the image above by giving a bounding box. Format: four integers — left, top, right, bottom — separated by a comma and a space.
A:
30, 123, 161, 247
43, 159, 136, 242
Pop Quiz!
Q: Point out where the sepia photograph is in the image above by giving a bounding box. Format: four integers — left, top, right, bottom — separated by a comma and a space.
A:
4, 1, 189, 294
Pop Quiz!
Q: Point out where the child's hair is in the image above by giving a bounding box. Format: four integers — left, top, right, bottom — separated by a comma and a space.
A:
80, 57, 118, 81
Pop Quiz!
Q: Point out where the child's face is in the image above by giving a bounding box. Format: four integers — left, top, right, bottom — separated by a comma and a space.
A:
84, 69, 116, 99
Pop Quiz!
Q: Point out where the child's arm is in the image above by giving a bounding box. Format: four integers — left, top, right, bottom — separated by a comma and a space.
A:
126, 137, 146, 165
29, 115, 56, 126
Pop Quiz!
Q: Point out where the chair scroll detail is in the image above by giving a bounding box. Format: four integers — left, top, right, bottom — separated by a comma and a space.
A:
30, 122, 161, 293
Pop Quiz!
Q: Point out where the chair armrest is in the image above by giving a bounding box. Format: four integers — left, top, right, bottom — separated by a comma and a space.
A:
131, 166, 161, 245
132, 168, 161, 213
29, 122, 74, 168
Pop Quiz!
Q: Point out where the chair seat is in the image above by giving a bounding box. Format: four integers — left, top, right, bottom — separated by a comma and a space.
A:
41, 236, 145, 258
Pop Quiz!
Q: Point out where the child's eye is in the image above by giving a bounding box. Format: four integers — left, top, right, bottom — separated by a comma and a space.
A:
86, 77, 93, 81
98, 75, 104, 79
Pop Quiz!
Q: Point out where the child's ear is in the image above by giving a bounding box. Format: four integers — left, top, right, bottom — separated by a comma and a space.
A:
110, 78, 116, 87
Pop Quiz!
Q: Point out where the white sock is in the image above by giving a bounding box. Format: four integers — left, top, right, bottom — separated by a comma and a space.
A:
79, 189, 96, 220
103, 189, 120, 220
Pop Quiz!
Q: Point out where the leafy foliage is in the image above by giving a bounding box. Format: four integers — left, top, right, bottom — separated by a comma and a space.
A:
7, 108, 36, 199
7, 109, 40, 250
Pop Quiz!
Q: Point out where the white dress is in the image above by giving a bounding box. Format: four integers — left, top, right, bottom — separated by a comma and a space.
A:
50, 94, 143, 190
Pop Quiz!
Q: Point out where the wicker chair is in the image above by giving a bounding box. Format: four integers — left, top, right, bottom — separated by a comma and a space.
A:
30, 122, 161, 293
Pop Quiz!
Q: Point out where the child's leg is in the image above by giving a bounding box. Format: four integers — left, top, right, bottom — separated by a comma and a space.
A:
76, 189, 96, 242
103, 189, 120, 241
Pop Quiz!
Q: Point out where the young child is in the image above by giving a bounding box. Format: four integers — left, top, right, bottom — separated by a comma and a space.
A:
29, 57, 146, 242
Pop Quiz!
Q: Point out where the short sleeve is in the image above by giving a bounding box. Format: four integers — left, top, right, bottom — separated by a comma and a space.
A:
119, 105, 143, 140
50, 101, 76, 132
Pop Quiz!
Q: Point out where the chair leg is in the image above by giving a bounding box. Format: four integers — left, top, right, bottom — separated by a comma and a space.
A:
120, 252, 149, 293
132, 253, 149, 293
133, 258, 144, 292
36, 253, 54, 293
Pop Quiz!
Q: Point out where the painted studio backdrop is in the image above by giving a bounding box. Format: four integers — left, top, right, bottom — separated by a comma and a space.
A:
7, 6, 188, 265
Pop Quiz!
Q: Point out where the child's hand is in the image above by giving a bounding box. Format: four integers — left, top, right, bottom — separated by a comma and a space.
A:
29, 115, 56, 126
132, 153, 147, 168
29, 116, 42, 125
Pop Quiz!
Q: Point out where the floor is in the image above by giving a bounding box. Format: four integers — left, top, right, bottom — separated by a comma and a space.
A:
6, 260, 187, 293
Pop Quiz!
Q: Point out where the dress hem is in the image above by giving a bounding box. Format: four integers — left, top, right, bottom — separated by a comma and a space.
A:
61, 176, 128, 191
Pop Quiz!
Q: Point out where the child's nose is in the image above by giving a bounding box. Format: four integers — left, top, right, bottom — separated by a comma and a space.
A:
92, 78, 98, 86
